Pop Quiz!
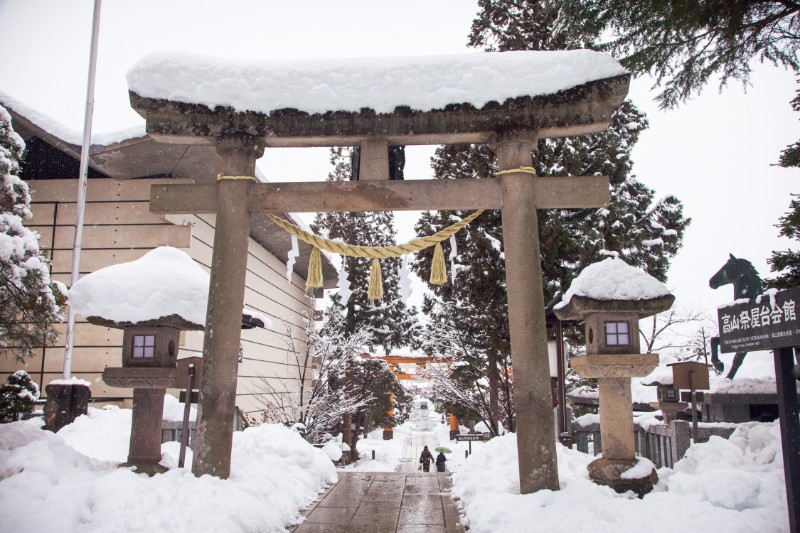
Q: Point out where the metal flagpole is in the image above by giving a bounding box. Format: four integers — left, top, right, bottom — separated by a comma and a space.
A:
62, 0, 102, 379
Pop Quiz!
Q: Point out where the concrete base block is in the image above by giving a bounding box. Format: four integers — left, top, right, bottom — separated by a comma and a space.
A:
587, 457, 657, 497
43, 383, 91, 432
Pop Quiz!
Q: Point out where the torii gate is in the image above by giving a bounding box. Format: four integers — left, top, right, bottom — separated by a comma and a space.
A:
128, 50, 629, 494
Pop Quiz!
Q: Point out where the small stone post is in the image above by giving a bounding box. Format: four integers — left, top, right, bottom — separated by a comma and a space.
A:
43, 381, 91, 432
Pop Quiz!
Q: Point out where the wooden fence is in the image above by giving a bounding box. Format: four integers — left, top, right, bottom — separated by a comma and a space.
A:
573, 420, 737, 468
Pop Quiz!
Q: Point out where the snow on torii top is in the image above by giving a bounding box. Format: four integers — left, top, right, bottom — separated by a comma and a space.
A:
68, 247, 270, 329
126, 50, 627, 116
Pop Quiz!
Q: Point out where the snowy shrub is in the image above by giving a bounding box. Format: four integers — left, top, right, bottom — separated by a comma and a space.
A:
0, 370, 40, 422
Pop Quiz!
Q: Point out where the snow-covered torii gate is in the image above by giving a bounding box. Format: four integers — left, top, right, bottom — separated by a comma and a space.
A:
127, 51, 630, 493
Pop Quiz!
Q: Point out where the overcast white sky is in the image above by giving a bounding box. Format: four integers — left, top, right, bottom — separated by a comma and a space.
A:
0, 0, 797, 335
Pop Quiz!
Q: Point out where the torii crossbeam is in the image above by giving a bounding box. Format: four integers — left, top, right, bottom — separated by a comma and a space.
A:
128, 50, 630, 494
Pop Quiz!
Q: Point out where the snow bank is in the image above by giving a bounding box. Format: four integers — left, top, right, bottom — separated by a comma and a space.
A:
0, 411, 336, 532
127, 50, 627, 116
452, 423, 788, 533
556, 257, 671, 308
68, 247, 210, 326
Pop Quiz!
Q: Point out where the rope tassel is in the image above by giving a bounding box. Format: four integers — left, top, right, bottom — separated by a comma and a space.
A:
430, 242, 447, 285
306, 247, 323, 289
368, 258, 384, 300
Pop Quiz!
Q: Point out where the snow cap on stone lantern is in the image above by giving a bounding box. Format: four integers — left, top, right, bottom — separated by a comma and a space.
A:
554, 257, 674, 355
69, 247, 212, 368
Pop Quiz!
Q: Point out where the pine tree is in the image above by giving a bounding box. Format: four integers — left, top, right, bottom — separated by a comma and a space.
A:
765, 194, 800, 289
0, 105, 65, 362
413, 2, 690, 429
765, 85, 800, 290
313, 147, 419, 351
552, 0, 800, 108
0, 370, 39, 423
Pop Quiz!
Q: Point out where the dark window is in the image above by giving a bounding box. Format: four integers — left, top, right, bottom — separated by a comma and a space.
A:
604, 321, 630, 346
132, 335, 156, 358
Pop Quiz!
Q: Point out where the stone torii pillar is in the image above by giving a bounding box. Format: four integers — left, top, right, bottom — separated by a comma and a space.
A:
496, 132, 559, 491
193, 135, 264, 478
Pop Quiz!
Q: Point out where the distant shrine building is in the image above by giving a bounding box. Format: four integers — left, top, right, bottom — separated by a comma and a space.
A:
0, 103, 337, 421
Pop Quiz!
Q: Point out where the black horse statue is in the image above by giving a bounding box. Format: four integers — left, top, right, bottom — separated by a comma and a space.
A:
709, 254, 763, 379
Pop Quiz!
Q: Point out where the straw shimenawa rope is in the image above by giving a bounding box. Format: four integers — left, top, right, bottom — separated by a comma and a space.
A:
266, 210, 483, 259
255, 166, 535, 297
265, 210, 484, 294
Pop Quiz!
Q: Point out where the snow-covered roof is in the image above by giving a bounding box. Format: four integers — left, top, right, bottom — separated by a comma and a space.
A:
127, 50, 627, 116
68, 247, 210, 327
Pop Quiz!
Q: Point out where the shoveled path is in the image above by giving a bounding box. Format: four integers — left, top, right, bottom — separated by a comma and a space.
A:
289, 472, 465, 533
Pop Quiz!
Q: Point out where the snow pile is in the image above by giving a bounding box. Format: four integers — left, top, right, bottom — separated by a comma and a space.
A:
666, 422, 786, 511
556, 257, 671, 307
162, 393, 197, 422
711, 377, 786, 395
0, 412, 336, 533
127, 50, 627, 116
321, 441, 343, 462
69, 246, 210, 326
452, 423, 788, 532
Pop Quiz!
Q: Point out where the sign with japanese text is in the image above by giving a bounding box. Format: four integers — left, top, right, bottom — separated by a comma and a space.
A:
717, 286, 800, 353
455, 433, 491, 441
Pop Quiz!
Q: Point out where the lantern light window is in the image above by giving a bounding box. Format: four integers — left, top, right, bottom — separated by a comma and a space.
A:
604, 321, 630, 346
132, 334, 156, 358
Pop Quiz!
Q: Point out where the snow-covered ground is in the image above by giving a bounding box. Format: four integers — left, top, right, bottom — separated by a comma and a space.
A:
452, 421, 788, 533
0, 402, 336, 533
0, 394, 791, 532
346, 399, 790, 533
340, 398, 483, 474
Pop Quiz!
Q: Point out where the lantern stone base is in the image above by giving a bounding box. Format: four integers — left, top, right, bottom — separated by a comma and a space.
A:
587, 457, 658, 497
102, 367, 177, 389
571, 354, 659, 379
102, 368, 177, 477
44, 383, 91, 432
649, 401, 688, 426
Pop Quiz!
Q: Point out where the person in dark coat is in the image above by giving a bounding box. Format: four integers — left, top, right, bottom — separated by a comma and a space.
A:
419, 446, 434, 472
436, 452, 447, 472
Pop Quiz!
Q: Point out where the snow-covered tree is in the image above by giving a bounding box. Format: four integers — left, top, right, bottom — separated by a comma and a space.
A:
420, 299, 511, 434
639, 306, 711, 353
313, 147, 419, 352
0, 105, 65, 362
0, 370, 39, 423
253, 317, 370, 444
412, 2, 690, 426
344, 356, 411, 460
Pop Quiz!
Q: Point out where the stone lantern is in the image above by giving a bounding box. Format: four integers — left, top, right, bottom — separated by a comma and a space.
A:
97, 314, 202, 475
68, 247, 268, 475
555, 257, 674, 495
66, 248, 211, 475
